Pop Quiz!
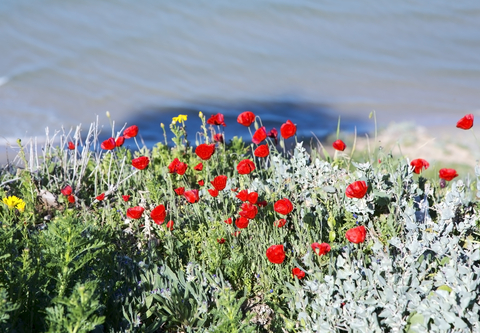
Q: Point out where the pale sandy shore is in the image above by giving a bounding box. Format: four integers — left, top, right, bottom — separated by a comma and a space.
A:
349, 122, 479, 170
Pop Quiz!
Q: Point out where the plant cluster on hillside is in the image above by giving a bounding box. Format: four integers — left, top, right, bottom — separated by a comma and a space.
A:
0, 112, 478, 332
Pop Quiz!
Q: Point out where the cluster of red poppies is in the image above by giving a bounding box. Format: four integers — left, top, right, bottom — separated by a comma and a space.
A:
60, 111, 473, 282
409, 114, 474, 181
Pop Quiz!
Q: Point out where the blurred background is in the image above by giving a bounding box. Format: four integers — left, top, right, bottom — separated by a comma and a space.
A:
1, 0, 479, 155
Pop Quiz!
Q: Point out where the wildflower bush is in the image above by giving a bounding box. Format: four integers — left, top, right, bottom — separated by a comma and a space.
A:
0, 112, 479, 332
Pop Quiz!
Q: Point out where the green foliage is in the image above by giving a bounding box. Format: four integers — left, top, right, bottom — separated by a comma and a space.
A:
1, 115, 479, 332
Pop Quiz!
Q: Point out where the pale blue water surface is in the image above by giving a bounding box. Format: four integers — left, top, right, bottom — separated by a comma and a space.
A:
0, 0, 479, 146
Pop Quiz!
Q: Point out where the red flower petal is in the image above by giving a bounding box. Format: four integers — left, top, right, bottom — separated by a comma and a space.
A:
456, 114, 474, 130
208, 188, 219, 197
252, 126, 267, 144
211, 175, 228, 191
174, 187, 185, 195
280, 120, 296, 139
311, 242, 331, 255
410, 159, 429, 174
207, 113, 227, 127
439, 168, 458, 181
274, 198, 294, 215
332, 139, 346, 151
266, 245, 285, 264
122, 195, 130, 202
151, 205, 166, 224
237, 111, 256, 127
68, 195, 75, 203
101, 137, 116, 150
184, 190, 200, 203
61, 185, 73, 196
274, 219, 286, 228
115, 136, 125, 147
132, 156, 150, 170
96, 193, 105, 201
292, 267, 305, 279
345, 226, 366, 244
254, 144, 269, 158
345, 181, 368, 199
123, 125, 139, 139
127, 206, 144, 219
68, 141, 75, 150
195, 143, 216, 161
235, 216, 250, 229
237, 159, 255, 175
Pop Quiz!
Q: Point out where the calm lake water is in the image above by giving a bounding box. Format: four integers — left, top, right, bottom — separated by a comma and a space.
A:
1, 0, 479, 147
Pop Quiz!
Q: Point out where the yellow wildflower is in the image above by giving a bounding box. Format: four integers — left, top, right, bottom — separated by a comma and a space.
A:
172, 114, 188, 125
2, 196, 23, 210
16, 200, 26, 212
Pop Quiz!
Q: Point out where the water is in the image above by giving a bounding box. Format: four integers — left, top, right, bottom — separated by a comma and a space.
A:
1, 0, 479, 147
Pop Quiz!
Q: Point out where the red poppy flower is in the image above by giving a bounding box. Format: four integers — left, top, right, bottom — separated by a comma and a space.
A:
174, 187, 185, 195
116, 136, 125, 147
127, 206, 144, 219
252, 126, 267, 144
280, 120, 296, 139
132, 156, 150, 170
267, 128, 278, 145
274, 219, 286, 228
68, 141, 75, 150
410, 159, 430, 174
254, 144, 269, 158
96, 193, 105, 201
311, 242, 331, 255
208, 188, 219, 197
237, 111, 255, 127
346, 226, 366, 244
168, 158, 188, 175
439, 168, 459, 181
122, 195, 130, 202
292, 267, 305, 279
61, 185, 73, 196
207, 113, 226, 127
274, 198, 294, 215
232, 231, 241, 237
184, 190, 200, 203
239, 203, 258, 219
236, 190, 248, 201
217, 238, 226, 244
194, 162, 203, 171
68, 195, 75, 203
101, 137, 116, 150
257, 200, 268, 207
123, 125, 139, 139
213, 133, 224, 143
237, 159, 255, 175
198, 180, 205, 186
456, 114, 474, 130
166, 220, 174, 231
247, 192, 258, 204
266, 245, 285, 264
195, 143, 216, 160
332, 139, 346, 151
345, 181, 368, 199
211, 175, 228, 191
235, 217, 250, 229
224, 217, 232, 225
151, 205, 166, 224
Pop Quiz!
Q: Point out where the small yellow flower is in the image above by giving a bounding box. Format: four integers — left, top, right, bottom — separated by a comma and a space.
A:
2, 196, 23, 210
16, 200, 26, 212
199, 111, 203, 118
172, 114, 188, 125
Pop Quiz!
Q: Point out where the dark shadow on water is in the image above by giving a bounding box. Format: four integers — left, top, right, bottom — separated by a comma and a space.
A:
116, 100, 372, 148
